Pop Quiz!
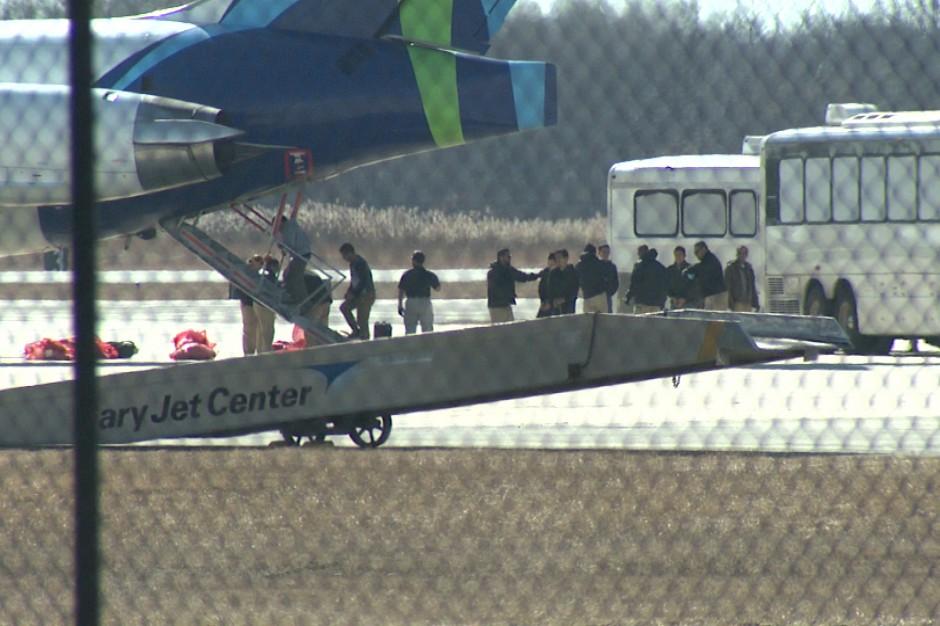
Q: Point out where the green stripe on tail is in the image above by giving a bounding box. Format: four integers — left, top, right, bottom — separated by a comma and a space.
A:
400, 0, 465, 147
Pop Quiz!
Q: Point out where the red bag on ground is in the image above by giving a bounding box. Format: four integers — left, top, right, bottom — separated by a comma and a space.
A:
24, 338, 73, 360
170, 329, 217, 361
24, 337, 120, 360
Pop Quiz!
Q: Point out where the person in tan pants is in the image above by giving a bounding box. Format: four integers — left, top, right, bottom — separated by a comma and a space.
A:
229, 254, 263, 355
254, 255, 280, 353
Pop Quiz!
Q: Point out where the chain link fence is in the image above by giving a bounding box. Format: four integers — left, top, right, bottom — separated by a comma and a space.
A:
1, 0, 940, 623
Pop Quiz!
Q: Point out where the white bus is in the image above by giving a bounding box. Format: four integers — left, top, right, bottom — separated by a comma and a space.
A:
607, 154, 762, 311
762, 107, 940, 353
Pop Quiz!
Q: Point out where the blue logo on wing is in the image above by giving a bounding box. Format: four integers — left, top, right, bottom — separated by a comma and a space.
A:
307, 361, 359, 389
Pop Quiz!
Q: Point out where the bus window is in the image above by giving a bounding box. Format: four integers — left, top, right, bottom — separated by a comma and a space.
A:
887, 155, 916, 221
681, 190, 726, 236
779, 158, 803, 223
634, 189, 678, 236
805, 157, 832, 222
729, 190, 757, 236
919, 154, 940, 220
861, 156, 886, 221
832, 157, 860, 222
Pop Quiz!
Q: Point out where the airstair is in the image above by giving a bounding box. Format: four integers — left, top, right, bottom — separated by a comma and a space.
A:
160, 191, 346, 346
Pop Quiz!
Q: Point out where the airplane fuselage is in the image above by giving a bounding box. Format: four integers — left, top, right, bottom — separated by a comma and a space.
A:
0, 12, 555, 252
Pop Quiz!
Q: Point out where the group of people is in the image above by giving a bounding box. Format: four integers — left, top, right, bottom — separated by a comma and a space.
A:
484, 240, 760, 322
232, 230, 762, 354
626, 241, 759, 313
231, 234, 444, 354
485, 244, 620, 323
339, 244, 444, 339
229, 253, 281, 355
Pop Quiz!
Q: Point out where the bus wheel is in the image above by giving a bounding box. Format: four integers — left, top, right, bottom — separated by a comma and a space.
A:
834, 289, 892, 355
803, 285, 828, 316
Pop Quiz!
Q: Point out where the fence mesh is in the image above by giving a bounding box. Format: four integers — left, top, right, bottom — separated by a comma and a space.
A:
1, 0, 940, 623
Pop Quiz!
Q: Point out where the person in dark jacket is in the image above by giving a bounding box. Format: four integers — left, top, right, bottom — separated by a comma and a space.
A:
537, 253, 558, 318
598, 243, 619, 313
725, 245, 760, 312
577, 243, 609, 313
487, 248, 540, 323
625, 247, 668, 313
666, 245, 693, 310
690, 240, 727, 310
339, 242, 376, 339
553, 249, 580, 314
276, 216, 313, 306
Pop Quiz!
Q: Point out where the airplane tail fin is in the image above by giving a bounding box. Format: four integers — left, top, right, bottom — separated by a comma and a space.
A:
414, 51, 557, 148
151, 0, 519, 54
385, 0, 519, 54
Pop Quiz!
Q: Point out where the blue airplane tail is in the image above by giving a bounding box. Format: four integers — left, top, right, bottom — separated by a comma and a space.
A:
438, 54, 556, 147
156, 0, 518, 54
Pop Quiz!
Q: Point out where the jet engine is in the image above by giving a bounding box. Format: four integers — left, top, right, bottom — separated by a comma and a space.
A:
0, 84, 244, 206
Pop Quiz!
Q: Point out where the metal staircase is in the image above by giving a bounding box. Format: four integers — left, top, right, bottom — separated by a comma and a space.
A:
160, 192, 346, 346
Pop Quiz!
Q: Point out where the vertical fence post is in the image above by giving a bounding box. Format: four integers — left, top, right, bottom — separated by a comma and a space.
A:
68, 0, 99, 624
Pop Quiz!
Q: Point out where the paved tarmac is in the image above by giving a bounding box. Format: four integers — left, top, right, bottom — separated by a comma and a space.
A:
2, 299, 939, 454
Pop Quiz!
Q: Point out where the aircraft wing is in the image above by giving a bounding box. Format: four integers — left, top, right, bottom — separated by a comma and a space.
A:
157, 0, 519, 54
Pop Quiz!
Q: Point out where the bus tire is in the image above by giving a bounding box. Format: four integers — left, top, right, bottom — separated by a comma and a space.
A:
834, 288, 892, 355
803, 284, 828, 316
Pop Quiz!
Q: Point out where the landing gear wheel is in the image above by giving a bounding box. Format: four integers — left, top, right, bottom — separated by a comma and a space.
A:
834, 289, 892, 355
803, 285, 828, 316
349, 414, 392, 449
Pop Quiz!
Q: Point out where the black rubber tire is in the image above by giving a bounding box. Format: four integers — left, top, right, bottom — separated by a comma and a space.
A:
803, 284, 828, 316
834, 289, 892, 355
349, 415, 392, 448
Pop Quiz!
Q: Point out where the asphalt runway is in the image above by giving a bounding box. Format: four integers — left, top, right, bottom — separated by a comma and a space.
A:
2, 299, 939, 454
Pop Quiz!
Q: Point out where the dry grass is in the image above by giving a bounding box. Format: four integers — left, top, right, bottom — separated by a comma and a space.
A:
0, 204, 607, 271
1, 449, 938, 625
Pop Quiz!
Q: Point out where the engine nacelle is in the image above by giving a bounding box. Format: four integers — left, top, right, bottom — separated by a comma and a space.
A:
0, 84, 244, 206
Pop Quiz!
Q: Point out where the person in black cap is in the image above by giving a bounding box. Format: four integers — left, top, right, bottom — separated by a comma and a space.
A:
486, 248, 539, 323
397, 250, 441, 334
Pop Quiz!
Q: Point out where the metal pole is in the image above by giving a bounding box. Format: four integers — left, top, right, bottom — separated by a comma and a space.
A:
67, 0, 100, 623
